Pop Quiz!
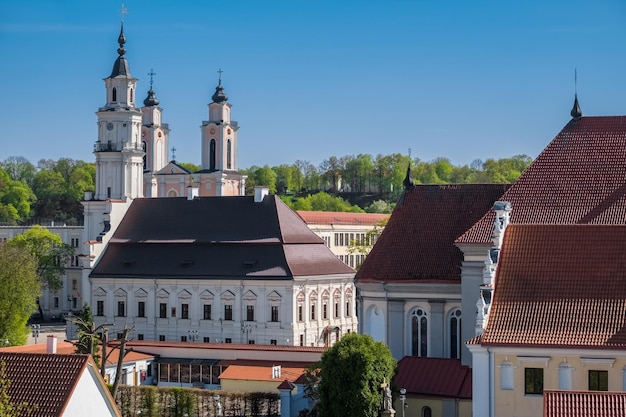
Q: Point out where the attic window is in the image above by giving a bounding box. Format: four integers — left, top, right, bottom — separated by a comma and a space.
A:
123, 259, 135, 266
243, 260, 257, 268
180, 260, 194, 267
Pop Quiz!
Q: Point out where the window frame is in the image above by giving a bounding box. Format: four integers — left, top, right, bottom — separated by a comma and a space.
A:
524, 367, 544, 395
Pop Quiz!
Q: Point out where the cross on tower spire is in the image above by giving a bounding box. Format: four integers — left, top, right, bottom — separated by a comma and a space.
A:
120, 3, 128, 23
217, 68, 223, 83
148, 68, 156, 88
171, 147, 177, 161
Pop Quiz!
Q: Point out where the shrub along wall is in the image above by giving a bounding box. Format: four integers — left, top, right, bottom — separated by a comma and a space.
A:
114, 386, 281, 417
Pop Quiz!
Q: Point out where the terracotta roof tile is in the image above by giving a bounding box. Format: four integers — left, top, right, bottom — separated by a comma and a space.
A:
219, 365, 305, 382
120, 340, 328, 353
395, 357, 471, 399
91, 195, 353, 279
482, 224, 626, 348
0, 352, 93, 417
458, 116, 626, 244
356, 184, 509, 282
544, 390, 626, 417
296, 211, 389, 226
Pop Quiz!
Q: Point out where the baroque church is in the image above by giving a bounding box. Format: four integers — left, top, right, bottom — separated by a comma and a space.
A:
81, 21, 357, 346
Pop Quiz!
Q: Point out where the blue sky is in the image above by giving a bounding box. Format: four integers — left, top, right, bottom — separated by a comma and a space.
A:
1, 0, 626, 170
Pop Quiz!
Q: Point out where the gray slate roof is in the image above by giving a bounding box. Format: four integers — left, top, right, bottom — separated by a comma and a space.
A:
91, 194, 354, 279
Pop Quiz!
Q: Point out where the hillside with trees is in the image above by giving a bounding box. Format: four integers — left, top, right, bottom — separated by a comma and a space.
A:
0, 153, 532, 224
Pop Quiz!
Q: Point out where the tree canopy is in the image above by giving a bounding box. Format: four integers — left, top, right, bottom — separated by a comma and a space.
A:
6, 226, 74, 290
0, 244, 40, 346
312, 333, 397, 417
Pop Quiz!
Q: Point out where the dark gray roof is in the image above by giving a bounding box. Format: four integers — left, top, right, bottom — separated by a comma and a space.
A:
109, 24, 132, 78
143, 88, 159, 107
212, 80, 228, 103
91, 195, 354, 279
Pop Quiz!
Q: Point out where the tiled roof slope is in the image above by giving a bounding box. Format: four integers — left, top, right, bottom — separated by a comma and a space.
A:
482, 224, 626, 348
458, 116, 626, 244
296, 211, 389, 226
544, 390, 626, 417
219, 365, 305, 382
91, 195, 353, 279
356, 184, 509, 283
0, 352, 92, 417
395, 357, 471, 399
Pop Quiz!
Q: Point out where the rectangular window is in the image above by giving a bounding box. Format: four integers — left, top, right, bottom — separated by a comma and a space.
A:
203, 304, 212, 320
299, 334, 304, 346
323, 303, 328, 319
138, 301, 145, 317
225, 338, 232, 344
159, 303, 167, 318
138, 334, 144, 340
171, 307, 176, 318
96, 300, 104, 316
247, 305, 255, 321
203, 337, 210, 343
72, 279, 77, 290
298, 305, 303, 322
54, 297, 59, 308
271, 306, 279, 322
525, 368, 544, 395
248, 340, 255, 344
117, 332, 123, 340
311, 304, 316, 321
72, 298, 77, 309
270, 339, 277, 345
346, 301, 351, 317
117, 301, 125, 317
181, 303, 189, 319
339, 233, 344, 246
181, 336, 187, 342
334, 302, 339, 318
224, 305, 233, 321
589, 370, 609, 391
334, 233, 339, 246
159, 335, 165, 341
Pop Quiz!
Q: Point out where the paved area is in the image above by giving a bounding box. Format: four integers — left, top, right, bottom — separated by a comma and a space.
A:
26, 323, 68, 345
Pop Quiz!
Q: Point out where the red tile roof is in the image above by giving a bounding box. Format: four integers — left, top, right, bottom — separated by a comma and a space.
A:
544, 390, 626, 417
91, 195, 354, 279
0, 340, 155, 365
458, 116, 626, 244
0, 352, 119, 417
481, 224, 626, 348
395, 357, 472, 399
219, 364, 305, 383
296, 211, 389, 226
356, 184, 509, 283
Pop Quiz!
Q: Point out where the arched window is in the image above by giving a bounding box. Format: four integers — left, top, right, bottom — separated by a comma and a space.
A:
142, 141, 147, 170
422, 406, 432, 417
449, 308, 462, 359
167, 189, 178, 197
130, 88, 134, 103
112, 87, 117, 102
227, 139, 232, 170
411, 308, 428, 357
209, 139, 216, 171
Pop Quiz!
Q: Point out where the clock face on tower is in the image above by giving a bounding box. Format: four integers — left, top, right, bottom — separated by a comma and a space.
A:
106, 122, 114, 131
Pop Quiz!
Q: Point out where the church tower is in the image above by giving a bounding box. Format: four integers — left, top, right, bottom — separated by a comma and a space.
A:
93, 22, 144, 201
141, 70, 170, 197
201, 73, 240, 174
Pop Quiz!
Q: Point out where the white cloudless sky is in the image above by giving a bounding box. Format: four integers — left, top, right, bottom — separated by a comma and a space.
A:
1, 0, 626, 169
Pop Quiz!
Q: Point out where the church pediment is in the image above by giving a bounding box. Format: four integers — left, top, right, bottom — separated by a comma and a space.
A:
154, 162, 191, 176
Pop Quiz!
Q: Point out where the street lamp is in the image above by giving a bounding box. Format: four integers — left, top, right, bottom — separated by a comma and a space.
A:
188, 329, 198, 342
242, 323, 252, 343
399, 388, 407, 417
31, 324, 41, 344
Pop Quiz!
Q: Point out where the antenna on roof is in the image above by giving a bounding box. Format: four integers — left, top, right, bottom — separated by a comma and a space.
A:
570, 68, 582, 120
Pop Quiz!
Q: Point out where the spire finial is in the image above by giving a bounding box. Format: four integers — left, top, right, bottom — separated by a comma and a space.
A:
217, 68, 224, 84
211, 69, 228, 103
120, 3, 128, 23
148, 68, 156, 89
171, 147, 177, 161
570, 69, 582, 120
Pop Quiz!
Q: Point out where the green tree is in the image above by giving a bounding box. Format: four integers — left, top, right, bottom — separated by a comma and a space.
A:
347, 217, 388, 269
70, 304, 101, 366
0, 168, 35, 224
0, 244, 40, 346
178, 162, 201, 173
6, 226, 74, 290
365, 200, 394, 214
313, 333, 396, 417
272, 164, 297, 194
253, 165, 277, 193
0, 157, 37, 187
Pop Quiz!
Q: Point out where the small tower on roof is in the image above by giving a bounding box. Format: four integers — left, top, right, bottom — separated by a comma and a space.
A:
141, 69, 170, 197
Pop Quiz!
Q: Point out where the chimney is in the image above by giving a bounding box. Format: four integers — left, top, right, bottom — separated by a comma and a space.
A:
46, 335, 57, 354
187, 186, 199, 201
254, 186, 269, 203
